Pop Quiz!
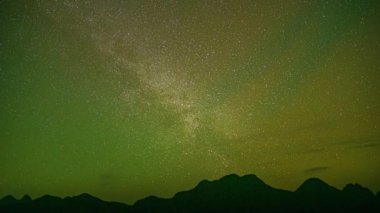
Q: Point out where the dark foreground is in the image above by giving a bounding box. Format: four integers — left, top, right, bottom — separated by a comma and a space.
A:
1, 174, 380, 213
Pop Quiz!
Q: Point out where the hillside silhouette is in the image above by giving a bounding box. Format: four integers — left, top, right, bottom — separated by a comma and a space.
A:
1, 174, 379, 212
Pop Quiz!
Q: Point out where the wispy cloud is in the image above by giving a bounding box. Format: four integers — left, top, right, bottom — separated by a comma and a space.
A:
347, 142, 380, 149
304, 166, 329, 174
331, 135, 380, 150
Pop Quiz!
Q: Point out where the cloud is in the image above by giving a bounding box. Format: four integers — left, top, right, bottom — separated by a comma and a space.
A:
304, 166, 329, 174
347, 142, 380, 149
331, 136, 380, 150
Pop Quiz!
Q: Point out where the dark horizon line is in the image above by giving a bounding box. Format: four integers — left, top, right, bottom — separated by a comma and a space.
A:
2, 173, 380, 206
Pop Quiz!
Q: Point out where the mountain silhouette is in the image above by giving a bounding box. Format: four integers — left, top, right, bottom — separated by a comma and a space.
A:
0, 193, 131, 213
134, 174, 293, 212
1, 174, 379, 212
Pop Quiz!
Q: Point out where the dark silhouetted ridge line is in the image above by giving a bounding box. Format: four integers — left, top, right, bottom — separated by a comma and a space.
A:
1, 174, 380, 212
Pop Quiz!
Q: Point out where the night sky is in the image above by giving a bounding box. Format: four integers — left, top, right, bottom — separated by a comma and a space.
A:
1, 0, 380, 204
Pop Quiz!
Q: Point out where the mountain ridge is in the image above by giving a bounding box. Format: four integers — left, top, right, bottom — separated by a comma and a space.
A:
1, 174, 380, 212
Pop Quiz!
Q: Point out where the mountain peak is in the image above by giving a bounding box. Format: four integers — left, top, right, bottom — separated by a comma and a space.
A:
298, 177, 328, 187
343, 183, 374, 198
35, 194, 62, 202
302, 177, 326, 185
218, 173, 265, 184
195, 173, 267, 190
219, 173, 240, 180
1, 195, 17, 202
343, 183, 366, 191
73, 193, 103, 203
296, 178, 339, 194
21, 194, 32, 202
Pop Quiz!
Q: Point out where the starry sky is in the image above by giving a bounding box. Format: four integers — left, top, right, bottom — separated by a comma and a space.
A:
1, 0, 380, 204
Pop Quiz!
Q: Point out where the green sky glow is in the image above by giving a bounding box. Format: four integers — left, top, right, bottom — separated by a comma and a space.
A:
1, 0, 380, 204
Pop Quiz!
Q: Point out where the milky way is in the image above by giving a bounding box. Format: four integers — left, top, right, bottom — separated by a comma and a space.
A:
1, 0, 380, 203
